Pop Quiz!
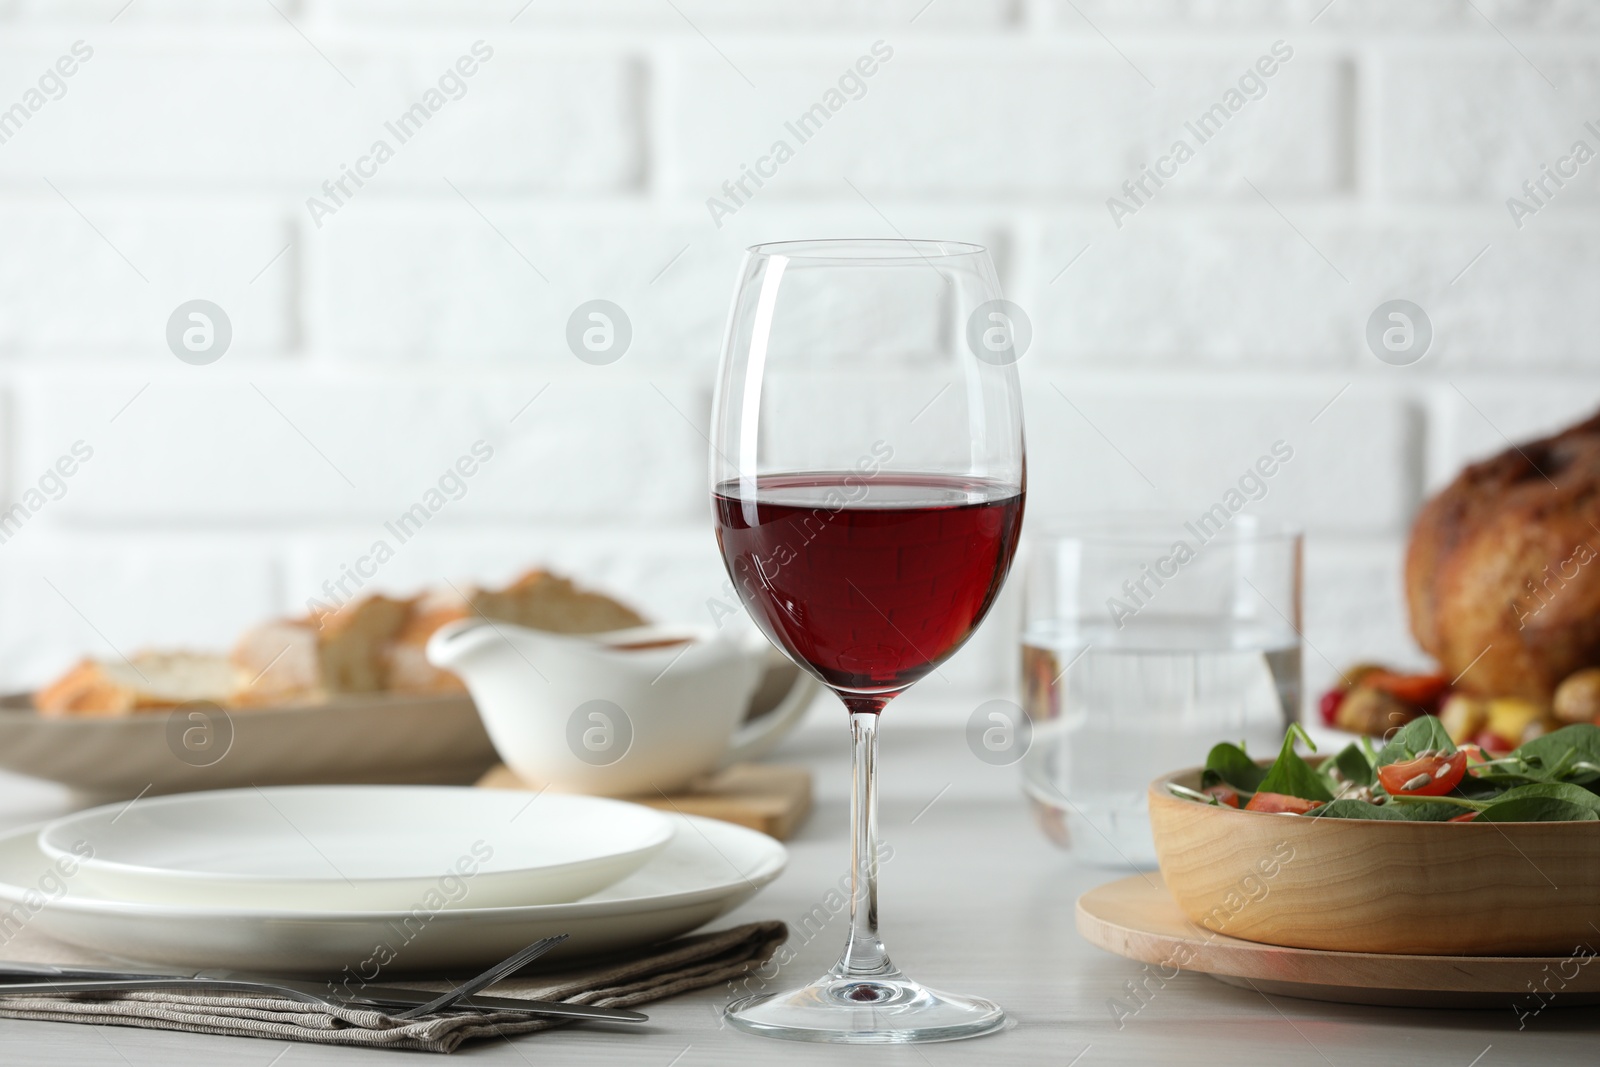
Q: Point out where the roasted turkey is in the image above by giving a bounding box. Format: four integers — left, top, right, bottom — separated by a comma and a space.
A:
1406, 409, 1600, 701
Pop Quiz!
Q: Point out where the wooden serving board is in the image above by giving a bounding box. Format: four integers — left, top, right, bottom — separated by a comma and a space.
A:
1077, 874, 1600, 1009
477, 762, 811, 841
0, 692, 497, 801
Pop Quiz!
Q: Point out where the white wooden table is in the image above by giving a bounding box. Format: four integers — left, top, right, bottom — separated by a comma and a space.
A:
0, 699, 1591, 1066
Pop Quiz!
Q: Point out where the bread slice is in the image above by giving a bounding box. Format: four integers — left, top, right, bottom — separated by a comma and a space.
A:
36, 571, 648, 714
384, 571, 649, 694
473, 569, 648, 634
383, 596, 471, 695
232, 594, 411, 705
34, 652, 237, 717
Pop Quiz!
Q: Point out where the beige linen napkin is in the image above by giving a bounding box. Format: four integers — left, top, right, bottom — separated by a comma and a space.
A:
0, 921, 786, 1053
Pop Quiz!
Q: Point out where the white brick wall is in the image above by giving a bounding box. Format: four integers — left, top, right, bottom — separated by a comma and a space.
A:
668, 49, 1351, 196
1, 3, 1598, 717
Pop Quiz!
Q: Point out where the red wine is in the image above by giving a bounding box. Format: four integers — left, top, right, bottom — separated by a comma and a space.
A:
713, 473, 1025, 698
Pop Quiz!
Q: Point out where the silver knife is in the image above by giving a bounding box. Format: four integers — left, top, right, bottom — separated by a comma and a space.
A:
0, 970, 645, 1022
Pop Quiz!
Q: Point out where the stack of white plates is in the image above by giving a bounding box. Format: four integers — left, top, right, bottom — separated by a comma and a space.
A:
0, 786, 786, 974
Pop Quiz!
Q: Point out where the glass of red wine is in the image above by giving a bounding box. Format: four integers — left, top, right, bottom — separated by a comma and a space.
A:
710, 239, 1025, 1043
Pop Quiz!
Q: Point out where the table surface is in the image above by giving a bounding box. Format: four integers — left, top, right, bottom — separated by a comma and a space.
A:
0, 699, 1592, 1066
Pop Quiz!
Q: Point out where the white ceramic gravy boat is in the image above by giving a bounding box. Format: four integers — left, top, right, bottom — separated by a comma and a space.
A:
427, 620, 817, 796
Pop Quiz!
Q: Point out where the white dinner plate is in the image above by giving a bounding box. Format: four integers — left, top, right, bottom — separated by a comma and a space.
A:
0, 813, 785, 974
38, 786, 675, 911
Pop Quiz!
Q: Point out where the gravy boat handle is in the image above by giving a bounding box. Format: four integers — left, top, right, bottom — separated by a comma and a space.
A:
720, 637, 820, 765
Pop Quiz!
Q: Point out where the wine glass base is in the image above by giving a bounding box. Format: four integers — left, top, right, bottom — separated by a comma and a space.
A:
724, 974, 1006, 1044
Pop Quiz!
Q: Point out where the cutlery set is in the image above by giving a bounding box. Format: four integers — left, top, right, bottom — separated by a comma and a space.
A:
0, 936, 647, 1023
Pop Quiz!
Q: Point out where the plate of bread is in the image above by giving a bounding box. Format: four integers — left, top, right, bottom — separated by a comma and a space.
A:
0, 569, 801, 801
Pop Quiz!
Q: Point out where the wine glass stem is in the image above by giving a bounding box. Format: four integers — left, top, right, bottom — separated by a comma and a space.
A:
834, 706, 897, 983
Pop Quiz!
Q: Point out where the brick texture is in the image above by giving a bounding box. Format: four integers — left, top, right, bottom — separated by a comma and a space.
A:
0, 8, 1596, 708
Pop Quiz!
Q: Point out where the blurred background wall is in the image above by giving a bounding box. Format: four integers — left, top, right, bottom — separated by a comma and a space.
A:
1, 0, 1598, 715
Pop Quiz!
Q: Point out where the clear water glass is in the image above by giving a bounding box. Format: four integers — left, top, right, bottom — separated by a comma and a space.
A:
1020, 516, 1302, 868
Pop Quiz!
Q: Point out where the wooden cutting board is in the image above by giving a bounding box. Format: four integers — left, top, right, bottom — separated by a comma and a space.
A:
476, 762, 811, 841
1077, 873, 1600, 1009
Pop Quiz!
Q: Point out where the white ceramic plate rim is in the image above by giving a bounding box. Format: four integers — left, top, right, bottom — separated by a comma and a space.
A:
0, 816, 785, 921
36, 786, 675, 885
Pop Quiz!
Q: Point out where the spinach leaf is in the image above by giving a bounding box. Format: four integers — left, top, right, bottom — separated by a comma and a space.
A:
1382, 799, 1472, 821
1480, 782, 1600, 815
1332, 742, 1375, 787
1309, 799, 1407, 820
1379, 784, 1600, 821
1255, 724, 1334, 803
1374, 715, 1454, 768
1509, 724, 1600, 784
1479, 796, 1598, 823
1451, 776, 1510, 801
1467, 764, 1559, 788
1201, 742, 1266, 793
1311, 799, 1465, 821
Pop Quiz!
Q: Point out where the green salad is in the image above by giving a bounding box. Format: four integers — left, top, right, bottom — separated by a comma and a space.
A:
1170, 718, 1600, 822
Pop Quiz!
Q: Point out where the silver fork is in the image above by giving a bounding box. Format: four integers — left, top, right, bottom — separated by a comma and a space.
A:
0, 975, 642, 1021
0, 934, 644, 1023
390, 933, 568, 1020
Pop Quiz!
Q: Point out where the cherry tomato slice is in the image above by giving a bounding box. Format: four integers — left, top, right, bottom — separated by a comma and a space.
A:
1202, 784, 1240, 808
1244, 791, 1324, 814
1363, 671, 1450, 709
1469, 730, 1515, 756
1377, 750, 1468, 797
1318, 687, 1345, 727
1448, 811, 1480, 823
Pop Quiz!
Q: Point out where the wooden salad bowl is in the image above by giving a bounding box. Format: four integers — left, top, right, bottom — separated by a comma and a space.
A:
1149, 765, 1600, 956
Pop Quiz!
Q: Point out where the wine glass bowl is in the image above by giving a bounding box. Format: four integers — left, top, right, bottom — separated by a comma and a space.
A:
710, 239, 1025, 1043
712, 472, 1024, 696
